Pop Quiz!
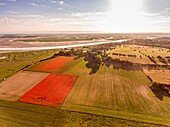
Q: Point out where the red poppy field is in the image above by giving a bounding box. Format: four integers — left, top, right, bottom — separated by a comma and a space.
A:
30, 56, 74, 73
18, 74, 77, 107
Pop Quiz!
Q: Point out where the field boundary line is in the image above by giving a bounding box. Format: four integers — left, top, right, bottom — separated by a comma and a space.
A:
62, 104, 170, 127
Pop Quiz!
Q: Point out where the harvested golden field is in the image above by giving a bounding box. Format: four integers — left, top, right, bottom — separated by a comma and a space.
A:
0, 71, 49, 101
129, 45, 170, 65
62, 60, 170, 115
108, 45, 153, 64
129, 45, 170, 58
108, 45, 170, 65
110, 55, 153, 64
143, 69, 170, 84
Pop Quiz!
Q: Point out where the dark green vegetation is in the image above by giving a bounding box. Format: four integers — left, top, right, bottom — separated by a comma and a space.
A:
150, 82, 170, 100
0, 50, 58, 81
126, 38, 170, 49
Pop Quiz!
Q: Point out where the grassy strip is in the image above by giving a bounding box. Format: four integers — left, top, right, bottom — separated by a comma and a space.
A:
0, 100, 168, 127
62, 104, 170, 127
55, 58, 83, 74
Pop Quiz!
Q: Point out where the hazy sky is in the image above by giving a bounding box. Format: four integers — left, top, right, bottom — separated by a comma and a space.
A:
0, 0, 170, 33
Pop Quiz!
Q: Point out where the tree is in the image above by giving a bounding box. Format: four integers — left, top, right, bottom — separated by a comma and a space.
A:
95, 55, 102, 64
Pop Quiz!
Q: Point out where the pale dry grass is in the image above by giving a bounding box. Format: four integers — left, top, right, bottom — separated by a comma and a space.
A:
129, 45, 170, 65
108, 45, 170, 65
110, 55, 153, 64
143, 69, 170, 84
108, 45, 155, 64
0, 71, 49, 101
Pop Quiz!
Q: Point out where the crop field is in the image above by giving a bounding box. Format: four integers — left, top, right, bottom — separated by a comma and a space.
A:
0, 50, 58, 81
107, 45, 153, 64
143, 69, 170, 84
110, 55, 153, 64
111, 45, 142, 55
129, 45, 170, 65
0, 71, 49, 101
108, 45, 170, 65
129, 45, 170, 57
29, 56, 74, 73
18, 74, 77, 107
0, 45, 170, 126
62, 59, 170, 116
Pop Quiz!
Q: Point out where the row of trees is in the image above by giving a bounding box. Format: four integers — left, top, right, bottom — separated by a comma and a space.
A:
112, 53, 137, 58
53, 48, 84, 58
157, 56, 167, 64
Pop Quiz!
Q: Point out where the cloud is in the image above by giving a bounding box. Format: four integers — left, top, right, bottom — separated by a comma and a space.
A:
0, 14, 44, 25
23, 15, 44, 18
160, 8, 170, 16
71, 12, 109, 17
143, 7, 170, 18
0, 17, 25, 24
6, 0, 16, 1
29, 3, 47, 8
6, 11, 20, 14
59, 1, 64, 5
143, 0, 170, 13
50, 0, 64, 5
29, 3, 37, 6
143, 0, 170, 28
0, 3, 5, 6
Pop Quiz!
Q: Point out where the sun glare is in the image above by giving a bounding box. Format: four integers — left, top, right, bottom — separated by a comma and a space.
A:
102, 0, 145, 32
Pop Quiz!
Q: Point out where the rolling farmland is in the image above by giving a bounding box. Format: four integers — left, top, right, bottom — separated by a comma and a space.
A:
0, 71, 49, 101
0, 37, 170, 126
107, 45, 170, 65
107, 45, 153, 64
18, 74, 77, 107
128, 45, 170, 65
62, 60, 170, 116
0, 49, 58, 81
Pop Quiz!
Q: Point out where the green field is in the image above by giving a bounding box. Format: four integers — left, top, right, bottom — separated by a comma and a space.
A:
107, 45, 153, 64
107, 45, 170, 65
0, 100, 169, 127
0, 50, 58, 81
61, 59, 170, 125
110, 45, 141, 55
129, 45, 170, 65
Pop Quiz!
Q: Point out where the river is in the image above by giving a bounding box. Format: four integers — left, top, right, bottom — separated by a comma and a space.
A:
0, 39, 127, 53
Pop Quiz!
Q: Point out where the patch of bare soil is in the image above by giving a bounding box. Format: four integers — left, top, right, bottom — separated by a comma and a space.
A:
0, 71, 49, 101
